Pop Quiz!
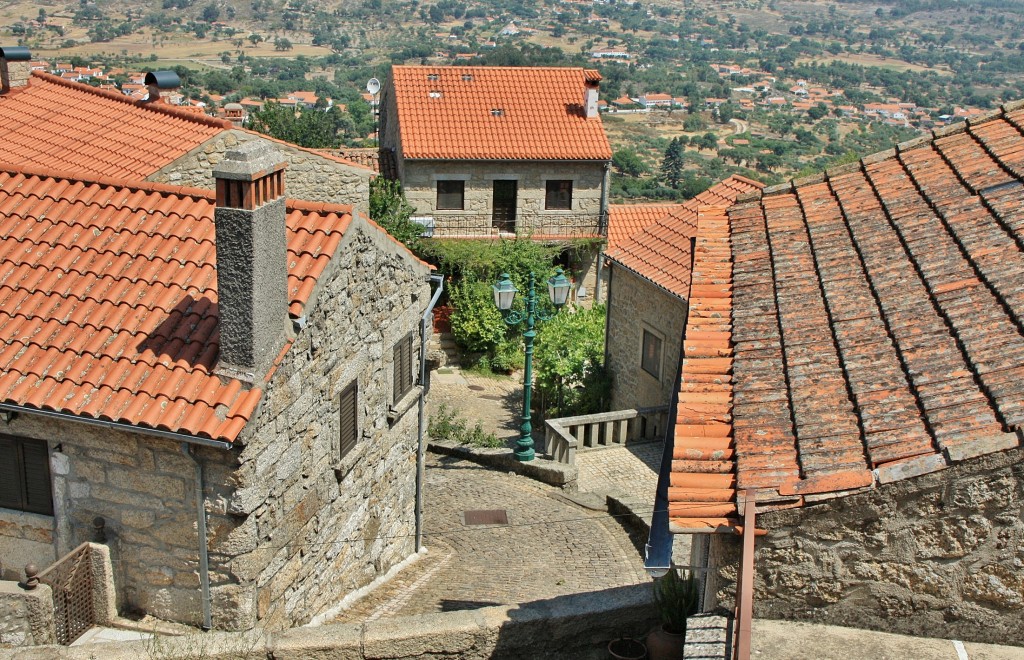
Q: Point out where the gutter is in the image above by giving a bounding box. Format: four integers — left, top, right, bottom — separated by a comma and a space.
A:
0, 403, 233, 450
416, 274, 445, 552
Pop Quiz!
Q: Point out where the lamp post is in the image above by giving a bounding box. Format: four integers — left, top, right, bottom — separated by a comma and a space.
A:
493, 268, 572, 461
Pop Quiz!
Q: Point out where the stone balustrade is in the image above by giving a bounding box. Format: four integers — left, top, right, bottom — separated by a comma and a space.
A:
544, 406, 669, 465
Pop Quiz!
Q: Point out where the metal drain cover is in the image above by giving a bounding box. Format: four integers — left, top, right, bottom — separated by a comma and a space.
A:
468, 385, 486, 391
463, 509, 509, 526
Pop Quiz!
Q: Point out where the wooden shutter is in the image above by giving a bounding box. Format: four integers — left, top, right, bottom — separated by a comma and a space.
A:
21, 439, 53, 515
393, 334, 415, 402
0, 435, 52, 515
0, 436, 23, 510
339, 382, 358, 460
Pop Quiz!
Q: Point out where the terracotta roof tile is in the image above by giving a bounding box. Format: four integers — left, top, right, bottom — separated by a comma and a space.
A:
667, 102, 1024, 528
0, 164, 352, 443
606, 175, 763, 299
388, 66, 611, 161
0, 72, 228, 180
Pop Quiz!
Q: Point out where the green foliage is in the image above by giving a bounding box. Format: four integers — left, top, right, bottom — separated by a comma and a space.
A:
428, 404, 503, 448
247, 101, 350, 149
490, 337, 525, 373
368, 178, 422, 246
612, 148, 649, 177
416, 239, 562, 286
534, 304, 611, 417
660, 137, 684, 188
449, 278, 506, 354
653, 568, 700, 635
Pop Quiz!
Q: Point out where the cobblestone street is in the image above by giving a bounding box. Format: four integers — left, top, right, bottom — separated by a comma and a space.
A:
334, 454, 650, 622
332, 367, 662, 623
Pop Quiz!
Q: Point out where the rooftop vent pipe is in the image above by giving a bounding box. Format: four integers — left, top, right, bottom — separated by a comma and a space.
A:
0, 46, 31, 94
142, 70, 181, 103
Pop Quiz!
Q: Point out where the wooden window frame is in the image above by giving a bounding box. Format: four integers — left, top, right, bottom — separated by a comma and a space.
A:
436, 180, 465, 210
339, 381, 358, 461
545, 180, 573, 210
0, 435, 53, 516
641, 329, 663, 380
393, 333, 416, 403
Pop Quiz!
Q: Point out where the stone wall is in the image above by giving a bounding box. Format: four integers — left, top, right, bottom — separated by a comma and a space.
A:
605, 265, 687, 411
707, 447, 1024, 646
6, 583, 657, 659
0, 512, 53, 582
399, 160, 606, 239
0, 218, 430, 632
0, 582, 54, 647
148, 130, 372, 215
213, 216, 431, 630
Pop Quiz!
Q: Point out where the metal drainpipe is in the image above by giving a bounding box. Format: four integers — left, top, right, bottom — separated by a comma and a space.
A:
181, 443, 213, 631
416, 274, 445, 552
595, 162, 611, 303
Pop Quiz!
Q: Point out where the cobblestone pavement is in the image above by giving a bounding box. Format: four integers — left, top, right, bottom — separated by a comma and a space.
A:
577, 441, 663, 506
333, 454, 650, 621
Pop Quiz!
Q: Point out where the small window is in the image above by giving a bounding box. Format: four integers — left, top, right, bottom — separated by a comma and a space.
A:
641, 330, 663, 379
490, 108, 504, 117
0, 435, 53, 515
393, 333, 416, 403
437, 180, 465, 210
545, 180, 573, 210
427, 73, 440, 81
339, 382, 358, 460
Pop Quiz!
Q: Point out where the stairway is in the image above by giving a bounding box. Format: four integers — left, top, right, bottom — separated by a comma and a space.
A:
428, 331, 461, 368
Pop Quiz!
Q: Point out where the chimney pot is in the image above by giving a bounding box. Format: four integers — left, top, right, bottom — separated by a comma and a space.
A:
212, 141, 290, 383
1, 46, 32, 94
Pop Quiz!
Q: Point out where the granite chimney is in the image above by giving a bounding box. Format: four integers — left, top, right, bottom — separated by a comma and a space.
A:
212, 141, 289, 383
0, 47, 31, 94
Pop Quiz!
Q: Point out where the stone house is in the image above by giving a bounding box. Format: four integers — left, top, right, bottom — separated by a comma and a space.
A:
603, 175, 762, 412
0, 50, 373, 214
650, 102, 1024, 645
0, 141, 434, 632
378, 65, 613, 298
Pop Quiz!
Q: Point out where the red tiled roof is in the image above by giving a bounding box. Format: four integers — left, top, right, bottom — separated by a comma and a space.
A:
606, 203, 682, 252
605, 175, 763, 299
668, 101, 1024, 531
388, 66, 612, 161
0, 164, 352, 443
0, 72, 229, 180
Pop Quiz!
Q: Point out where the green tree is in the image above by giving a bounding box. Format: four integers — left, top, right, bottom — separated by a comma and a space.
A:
534, 304, 610, 417
247, 33, 263, 46
612, 148, 648, 177
661, 137, 684, 188
683, 113, 706, 132
274, 37, 293, 51
699, 132, 718, 152
449, 278, 507, 354
368, 178, 422, 246
201, 3, 219, 21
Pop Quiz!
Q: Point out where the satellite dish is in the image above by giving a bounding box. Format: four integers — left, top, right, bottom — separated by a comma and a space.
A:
366, 78, 381, 95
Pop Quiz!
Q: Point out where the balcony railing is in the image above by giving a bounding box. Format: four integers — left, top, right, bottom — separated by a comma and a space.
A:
427, 213, 603, 239
544, 406, 669, 465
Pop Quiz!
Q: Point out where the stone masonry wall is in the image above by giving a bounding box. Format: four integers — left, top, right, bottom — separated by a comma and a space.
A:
0, 582, 55, 647
0, 415, 219, 624
148, 130, 372, 215
605, 265, 687, 412
400, 160, 605, 238
0, 511, 53, 582
707, 447, 1024, 646
212, 217, 431, 630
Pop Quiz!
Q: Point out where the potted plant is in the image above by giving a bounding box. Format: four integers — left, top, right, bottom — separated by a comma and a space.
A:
646, 568, 699, 660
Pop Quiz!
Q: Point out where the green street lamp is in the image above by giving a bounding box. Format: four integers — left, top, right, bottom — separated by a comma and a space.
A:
493, 268, 572, 461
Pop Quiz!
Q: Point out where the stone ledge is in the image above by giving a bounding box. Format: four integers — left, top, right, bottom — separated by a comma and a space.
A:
9, 584, 657, 660
426, 440, 577, 489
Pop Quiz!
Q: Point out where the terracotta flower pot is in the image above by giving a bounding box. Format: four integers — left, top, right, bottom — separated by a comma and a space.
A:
608, 637, 647, 660
645, 624, 685, 660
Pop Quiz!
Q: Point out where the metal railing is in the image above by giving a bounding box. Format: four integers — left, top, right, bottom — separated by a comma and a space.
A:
37, 543, 96, 645
544, 405, 669, 465
427, 213, 603, 239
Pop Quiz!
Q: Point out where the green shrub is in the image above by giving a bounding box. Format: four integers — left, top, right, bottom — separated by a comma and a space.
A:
490, 337, 525, 373
654, 568, 700, 635
428, 404, 502, 448
534, 304, 611, 417
449, 278, 506, 353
